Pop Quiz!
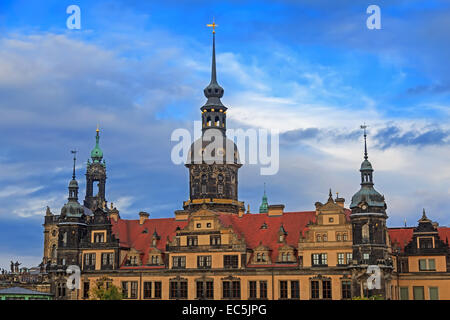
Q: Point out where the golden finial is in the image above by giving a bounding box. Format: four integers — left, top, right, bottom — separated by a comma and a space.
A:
96, 123, 100, 133
207, 18, 218, 34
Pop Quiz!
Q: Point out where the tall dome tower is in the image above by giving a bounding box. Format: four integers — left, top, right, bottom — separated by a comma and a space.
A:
184, 22, 244, 214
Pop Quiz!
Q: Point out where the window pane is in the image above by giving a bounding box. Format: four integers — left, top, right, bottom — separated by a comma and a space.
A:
428, 259, 436, 271
400, 287, 409, 300
429, 287, 439, 300
291, 281, 300, 299
419, 259, 427, 271
413, 286, 424, 300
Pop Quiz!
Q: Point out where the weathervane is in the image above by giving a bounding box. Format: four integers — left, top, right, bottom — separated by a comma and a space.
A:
207, 18, 218, 33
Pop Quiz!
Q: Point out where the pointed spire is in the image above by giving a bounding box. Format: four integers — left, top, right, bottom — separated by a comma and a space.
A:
360, 124, 368, 160
203, 20, 224, 107
259, 183, 269, 213
327, 188, 333, 202
91, 127, 104, 163
71, 150, 77, 180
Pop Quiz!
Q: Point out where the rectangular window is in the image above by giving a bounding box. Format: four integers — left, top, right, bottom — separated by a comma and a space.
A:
346, 253, 353, 265
249, 281, 257, 299
419, 259, 427, 271
210, 235, 221, 246
224, 255, 239, 268
311, 280, 320, 299
84, 253, 96, 269
196, 281, 204, 299
206, 281, 214, 299
419, 238, 433, 249
121, 282, 128, 298
172, 256, 186, 269
130, 281, 138, 299
312, 254, 320, 266
337, 253, 345, 265
428, 259, 436, 271
341, 281, 352, 299
322, 280, 332, 299
83, 281, 90, 299
400, 287, 409, 300
291, 281, 300, 299
93, 232, 105, 243
279, 281, 288, 299
429, 287, 439, 300
259, 281, 267, 300
322, 254, 328, 265
101, 253, 113, 268
223, 281, 240, 299
413, 286, 424, 300
143, 282, 152, 299
154, 282, 161, 299
197, 255, 212, 269
170, 281, 188, 299
187, 236, 198, 247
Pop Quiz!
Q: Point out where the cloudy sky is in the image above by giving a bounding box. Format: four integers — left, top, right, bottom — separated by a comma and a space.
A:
0, 0, 449, 269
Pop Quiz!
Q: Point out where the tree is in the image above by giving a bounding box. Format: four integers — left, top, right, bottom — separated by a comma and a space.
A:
90, 276, 123, 300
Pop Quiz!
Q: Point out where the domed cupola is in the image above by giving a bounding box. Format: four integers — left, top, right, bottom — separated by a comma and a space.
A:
61, 151, 84, 218
90, 128, 103, 163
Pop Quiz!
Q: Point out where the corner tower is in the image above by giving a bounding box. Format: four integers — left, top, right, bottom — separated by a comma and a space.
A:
350, 125, 392, 298
184, 22, 243, 214
84, 127, 107, 210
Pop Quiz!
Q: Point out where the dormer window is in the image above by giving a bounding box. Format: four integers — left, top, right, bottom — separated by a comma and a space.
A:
419, 238, 433, 249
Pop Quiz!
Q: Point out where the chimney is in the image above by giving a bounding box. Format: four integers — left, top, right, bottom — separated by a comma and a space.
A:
268, 204, 284, 217
139, 211, 149, 225
335, 197, 345, 208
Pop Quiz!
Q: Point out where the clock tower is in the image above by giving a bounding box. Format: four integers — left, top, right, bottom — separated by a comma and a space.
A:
349, 126, 392, 298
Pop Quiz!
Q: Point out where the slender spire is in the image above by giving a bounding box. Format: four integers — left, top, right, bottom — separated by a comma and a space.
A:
71, 150, 77, 180
259, 183, 269, 213
203, 19, 224, 106
361, 124, 368, 160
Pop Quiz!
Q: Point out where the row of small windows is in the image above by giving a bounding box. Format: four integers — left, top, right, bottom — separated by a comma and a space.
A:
112, 279, 353, 300
312, 253, 353, 266
172, 255, 239, 269
316, 233, 348, 242
398, 286, 439, 300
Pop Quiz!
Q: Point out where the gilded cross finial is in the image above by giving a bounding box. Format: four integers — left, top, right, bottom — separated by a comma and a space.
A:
207, 18, 218, 33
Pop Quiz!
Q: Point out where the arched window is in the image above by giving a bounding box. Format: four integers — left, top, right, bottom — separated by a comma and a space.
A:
323, 234, 328, 242
51, 244, 57, 259
316, 234, 321, 242
215, 116, 220, 126
337, 233, 341, 241
343, 233, 348, 241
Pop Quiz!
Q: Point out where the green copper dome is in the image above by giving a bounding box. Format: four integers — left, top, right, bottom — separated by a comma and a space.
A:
91, 129, 103, 163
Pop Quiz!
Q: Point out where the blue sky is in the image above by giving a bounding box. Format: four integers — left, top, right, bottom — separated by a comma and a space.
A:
0, 0, 450, 269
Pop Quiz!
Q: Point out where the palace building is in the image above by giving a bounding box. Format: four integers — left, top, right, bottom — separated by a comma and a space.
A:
42, 29, 450, 301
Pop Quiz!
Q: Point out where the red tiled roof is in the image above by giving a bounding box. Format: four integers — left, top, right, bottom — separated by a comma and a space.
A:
388, 228, 414, 252
388, 227, 450, 251
111, 217, 188, 266
218, 211, 316, 262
